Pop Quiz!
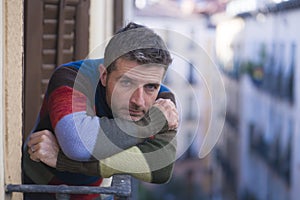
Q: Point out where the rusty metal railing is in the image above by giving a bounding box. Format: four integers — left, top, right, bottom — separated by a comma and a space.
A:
5, 175, 132, 200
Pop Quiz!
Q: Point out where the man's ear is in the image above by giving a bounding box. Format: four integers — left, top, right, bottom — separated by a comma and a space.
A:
99, 64, 107, 87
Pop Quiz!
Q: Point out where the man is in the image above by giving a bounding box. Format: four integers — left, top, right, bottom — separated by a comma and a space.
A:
23, 22, 178, 200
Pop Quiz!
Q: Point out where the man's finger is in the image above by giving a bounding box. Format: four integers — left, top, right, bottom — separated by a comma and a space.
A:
30, 130, 52, 139
27, 137, 38, 147
28, 148, 40, 162
28, 132, 55, 147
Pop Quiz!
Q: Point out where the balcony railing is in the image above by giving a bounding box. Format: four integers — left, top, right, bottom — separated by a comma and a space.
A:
5, 175, 132, 200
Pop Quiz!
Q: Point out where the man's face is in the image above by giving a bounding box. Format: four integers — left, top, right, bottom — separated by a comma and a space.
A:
100, 58, 165, 121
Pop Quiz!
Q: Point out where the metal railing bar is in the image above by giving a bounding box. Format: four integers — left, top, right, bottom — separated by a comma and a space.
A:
5, 175, 131, 197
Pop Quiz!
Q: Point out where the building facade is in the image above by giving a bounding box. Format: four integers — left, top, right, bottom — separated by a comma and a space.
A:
213, 1, 300, 199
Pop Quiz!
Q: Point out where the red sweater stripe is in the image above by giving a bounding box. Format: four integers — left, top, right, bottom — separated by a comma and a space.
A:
48, 86, 87, 128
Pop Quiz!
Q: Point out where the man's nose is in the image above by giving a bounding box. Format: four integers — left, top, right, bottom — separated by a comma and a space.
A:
130, 87, 145, 107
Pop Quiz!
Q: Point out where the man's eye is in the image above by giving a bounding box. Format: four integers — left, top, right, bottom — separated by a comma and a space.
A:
145, 84, 158, 92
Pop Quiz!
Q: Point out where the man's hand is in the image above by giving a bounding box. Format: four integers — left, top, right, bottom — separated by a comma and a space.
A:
153, 98, 178, 130
27, 130, 59, 168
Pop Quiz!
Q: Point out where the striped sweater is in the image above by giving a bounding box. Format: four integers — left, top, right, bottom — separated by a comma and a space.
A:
23, 58, 177, 185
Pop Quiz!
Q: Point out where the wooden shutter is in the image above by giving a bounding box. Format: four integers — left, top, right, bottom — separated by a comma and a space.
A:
24, 0, 90, 138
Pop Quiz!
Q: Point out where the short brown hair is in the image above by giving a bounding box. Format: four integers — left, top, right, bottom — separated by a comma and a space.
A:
104, 22, 172, 74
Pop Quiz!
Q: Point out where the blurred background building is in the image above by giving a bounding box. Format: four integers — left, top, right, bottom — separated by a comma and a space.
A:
0, 0, 299, 199
213, 1, 300, 200
129, 0, 300, 200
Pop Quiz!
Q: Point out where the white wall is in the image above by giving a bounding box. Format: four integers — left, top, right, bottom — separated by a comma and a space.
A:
89, 0, 113, 58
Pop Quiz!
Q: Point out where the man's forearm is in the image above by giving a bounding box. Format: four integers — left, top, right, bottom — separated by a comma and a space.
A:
56, 129, 177, 183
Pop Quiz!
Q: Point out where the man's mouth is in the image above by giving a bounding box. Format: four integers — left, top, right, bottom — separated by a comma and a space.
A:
128, 109, 144, 116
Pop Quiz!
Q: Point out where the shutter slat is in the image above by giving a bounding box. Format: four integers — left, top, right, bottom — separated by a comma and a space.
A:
65, 19, 75, 25
43, 49, 56, 54
65, 6, 76, 19
43, 19, 58, 34
42, 49, 56, 64
42, 64, 56, 70
43, 34, 56, 39
64, 19, 75, 34
63, 36, 74, 49
43, 34, 56, 49
41, 79, 49, 85
44, 19, 57, 24
63, 49, 73, 54
44, 4, 58, 19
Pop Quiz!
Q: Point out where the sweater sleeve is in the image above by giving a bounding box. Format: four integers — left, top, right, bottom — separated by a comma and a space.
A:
56, 129, 176, 183
46, 66, 166, 161
56, 91, 177, 183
